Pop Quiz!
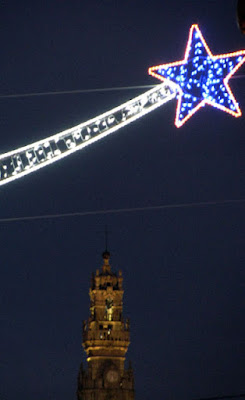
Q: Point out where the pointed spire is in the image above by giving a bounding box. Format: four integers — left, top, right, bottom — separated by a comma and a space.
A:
104, 225, 109, 253
102, 249, 111, 274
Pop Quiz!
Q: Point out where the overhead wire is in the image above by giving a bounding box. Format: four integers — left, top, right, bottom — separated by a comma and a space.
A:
194, 395, 245, 400
0, 198, 244, 224
0, 84, 156, 99
0, 74, 244, 100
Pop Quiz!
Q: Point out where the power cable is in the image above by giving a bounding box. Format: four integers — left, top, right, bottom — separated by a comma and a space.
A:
193, 394, 245, 400
0, 197, 244, 224
0, 74, 244, 100
0, 84, 156, 100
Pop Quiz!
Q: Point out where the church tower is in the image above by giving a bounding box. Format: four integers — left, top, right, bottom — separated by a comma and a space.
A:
77, 250, 134, 400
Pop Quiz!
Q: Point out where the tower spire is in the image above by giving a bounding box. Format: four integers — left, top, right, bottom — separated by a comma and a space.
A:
77, 252, 134, 400
105, 224, 109, 252
102, 225, 111, 273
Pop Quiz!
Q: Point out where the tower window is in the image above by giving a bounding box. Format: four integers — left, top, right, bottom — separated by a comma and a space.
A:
105, 298, 113, 321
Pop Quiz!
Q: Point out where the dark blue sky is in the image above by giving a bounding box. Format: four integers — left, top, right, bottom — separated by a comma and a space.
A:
0, 1, 245, 399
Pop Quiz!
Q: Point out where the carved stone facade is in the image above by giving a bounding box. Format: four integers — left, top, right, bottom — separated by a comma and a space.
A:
77, 251, 134, 400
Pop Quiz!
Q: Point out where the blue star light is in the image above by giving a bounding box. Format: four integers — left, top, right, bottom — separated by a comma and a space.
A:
149, 24, 245, 127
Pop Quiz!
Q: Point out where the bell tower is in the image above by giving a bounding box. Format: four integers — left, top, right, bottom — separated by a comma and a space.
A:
77, 251, 134, 400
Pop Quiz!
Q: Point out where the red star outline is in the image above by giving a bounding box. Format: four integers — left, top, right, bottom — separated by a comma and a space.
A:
148, 24, 245, 128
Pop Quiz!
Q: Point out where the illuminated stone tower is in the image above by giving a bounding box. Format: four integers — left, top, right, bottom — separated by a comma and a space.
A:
77, 250, 134, 400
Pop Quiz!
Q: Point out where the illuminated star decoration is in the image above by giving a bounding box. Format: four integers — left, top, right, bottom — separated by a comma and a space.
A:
148, 24, 245, 127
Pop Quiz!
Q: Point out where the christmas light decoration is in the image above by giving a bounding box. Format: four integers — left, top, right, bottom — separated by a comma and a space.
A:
0, 24, 244, 186
0, 83, 176, 186
149, 24, 245, 127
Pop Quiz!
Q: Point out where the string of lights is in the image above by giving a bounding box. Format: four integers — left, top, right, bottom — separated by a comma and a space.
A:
149, 24, 245, 127
0, 82, 176, 186
0, 24, 244, 186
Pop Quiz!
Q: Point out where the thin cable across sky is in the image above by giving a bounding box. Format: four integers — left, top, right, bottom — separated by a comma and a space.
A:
0, 84, 157, 99
0, 73, 244, 100
0, 198, 244, 224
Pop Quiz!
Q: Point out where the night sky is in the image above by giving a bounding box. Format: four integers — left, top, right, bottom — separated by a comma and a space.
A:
1, 1, 245, 399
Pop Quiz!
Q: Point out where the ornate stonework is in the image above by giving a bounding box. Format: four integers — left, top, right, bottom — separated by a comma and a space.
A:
77, 251, 134, 400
